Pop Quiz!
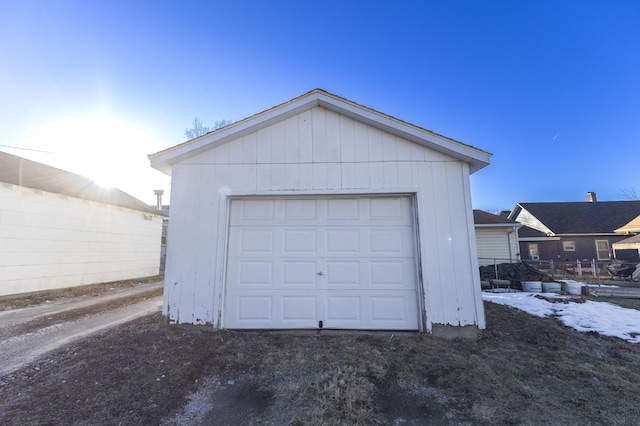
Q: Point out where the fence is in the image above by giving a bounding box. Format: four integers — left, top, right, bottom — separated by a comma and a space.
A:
478, 257, 638, 285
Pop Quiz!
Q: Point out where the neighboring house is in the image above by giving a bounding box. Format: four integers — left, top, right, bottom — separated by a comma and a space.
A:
509, 194, 640, 262
473, 210, 521, 266
149, 89, 491, 335
0, 151, 166, 296
612, 215, 640, 259
612, 235, 640, 260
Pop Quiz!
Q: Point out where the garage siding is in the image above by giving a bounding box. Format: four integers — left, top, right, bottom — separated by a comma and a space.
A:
164, 106, 483, 330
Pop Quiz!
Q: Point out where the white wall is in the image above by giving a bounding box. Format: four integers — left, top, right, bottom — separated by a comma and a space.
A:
164, 106, 484, 330
475, 228, 519, 265
0, 183, 163, 296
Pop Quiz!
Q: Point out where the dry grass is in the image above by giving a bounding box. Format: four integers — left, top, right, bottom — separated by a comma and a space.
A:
1, 301, 640, 425
0, 275, 163, 311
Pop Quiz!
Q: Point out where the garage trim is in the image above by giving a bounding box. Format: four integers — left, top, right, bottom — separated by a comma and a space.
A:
219, 192, 424, 331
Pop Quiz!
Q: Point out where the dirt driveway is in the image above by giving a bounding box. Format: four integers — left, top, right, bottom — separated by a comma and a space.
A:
1, 284, 640, 425
0, 281, 162, 376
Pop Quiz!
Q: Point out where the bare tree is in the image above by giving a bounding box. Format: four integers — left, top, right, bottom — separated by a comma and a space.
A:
184, 118, 233, 140
619, 187, 639, 200
213, 119, 233, 129
184, 118, 209, 139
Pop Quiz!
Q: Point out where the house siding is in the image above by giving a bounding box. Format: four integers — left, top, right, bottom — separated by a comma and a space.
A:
164, 106, 484, 330
0, 183, 163, 296
519, 235, 637, 263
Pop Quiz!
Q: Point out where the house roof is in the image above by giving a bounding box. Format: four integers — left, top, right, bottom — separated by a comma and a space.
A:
149, 89, 492, 175
473, 209, 521, 227
0, 151, 164, 216
613, 234, 640, 246
615, 215, 640, 234
516, 225, 562, 242
510, 201, 640, 235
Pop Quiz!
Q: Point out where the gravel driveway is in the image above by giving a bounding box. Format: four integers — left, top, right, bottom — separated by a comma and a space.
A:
0, 282, 162, 376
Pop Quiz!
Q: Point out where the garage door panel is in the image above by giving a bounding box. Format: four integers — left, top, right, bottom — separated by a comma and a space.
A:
327, 296, 361, 320
369, 197, 407, 221
236, 296, 273, 320
237, 261, 273, 286
326, 229, 360, 253
327, 198, 360, 220
283, 261, 318, 286
369, 228, 412, 254
233, 199, 276, 220
370, 296, 409, 321
326, 261, 361, 286
240, 229, 274, 253
282, 296, 317, 321
226, 290, 321, 328
370, 259, 415, 288
284, 199, 317, 220
283, 229, 317, 253
323, 291, 418, 330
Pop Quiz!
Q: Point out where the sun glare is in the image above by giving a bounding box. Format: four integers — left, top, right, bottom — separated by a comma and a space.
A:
24, 113, 168, 203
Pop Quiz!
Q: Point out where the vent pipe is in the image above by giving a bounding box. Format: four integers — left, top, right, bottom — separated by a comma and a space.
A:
154, 189, 164, 210
587, 191, 597, 202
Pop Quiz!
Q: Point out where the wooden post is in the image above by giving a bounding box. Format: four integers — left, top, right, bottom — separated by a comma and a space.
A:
577, 260, 582, 277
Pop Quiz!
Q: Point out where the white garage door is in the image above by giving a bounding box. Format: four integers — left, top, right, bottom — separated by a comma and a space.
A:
224, 196, 420, 330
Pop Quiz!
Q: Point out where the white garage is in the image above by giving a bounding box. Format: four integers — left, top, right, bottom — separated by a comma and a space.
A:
150, 89, 491, 335
225, 196, 419, 330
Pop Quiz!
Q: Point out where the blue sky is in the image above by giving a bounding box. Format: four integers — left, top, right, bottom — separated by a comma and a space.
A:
1, 0, 638, 209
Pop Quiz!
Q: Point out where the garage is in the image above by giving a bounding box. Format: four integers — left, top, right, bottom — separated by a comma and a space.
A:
224, 196, 420, 330
150, 89, 491, 334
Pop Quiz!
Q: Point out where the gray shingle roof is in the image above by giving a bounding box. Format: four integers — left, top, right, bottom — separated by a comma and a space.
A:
516, 201, 640, 234
473, 209, 520, 225
517, 225, 549, 238
0, 151, 164, 216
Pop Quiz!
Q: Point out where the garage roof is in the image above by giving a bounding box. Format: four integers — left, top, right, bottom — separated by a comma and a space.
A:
149, 89, 492, 175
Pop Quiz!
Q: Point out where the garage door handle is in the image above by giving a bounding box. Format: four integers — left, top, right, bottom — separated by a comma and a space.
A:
317, 271, 324, 276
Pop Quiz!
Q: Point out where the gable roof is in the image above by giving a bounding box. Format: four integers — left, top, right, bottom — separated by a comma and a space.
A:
0, 151, 164, 216
473, 209, 521, 227
149, 89, 492, 175
510, 201, 640, 235
615, 215, 640, 234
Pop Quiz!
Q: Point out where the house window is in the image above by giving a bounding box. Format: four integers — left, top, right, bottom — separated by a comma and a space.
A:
563, 241, 575, 251
529, 243, 539, 260
595, 240, 610, 260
